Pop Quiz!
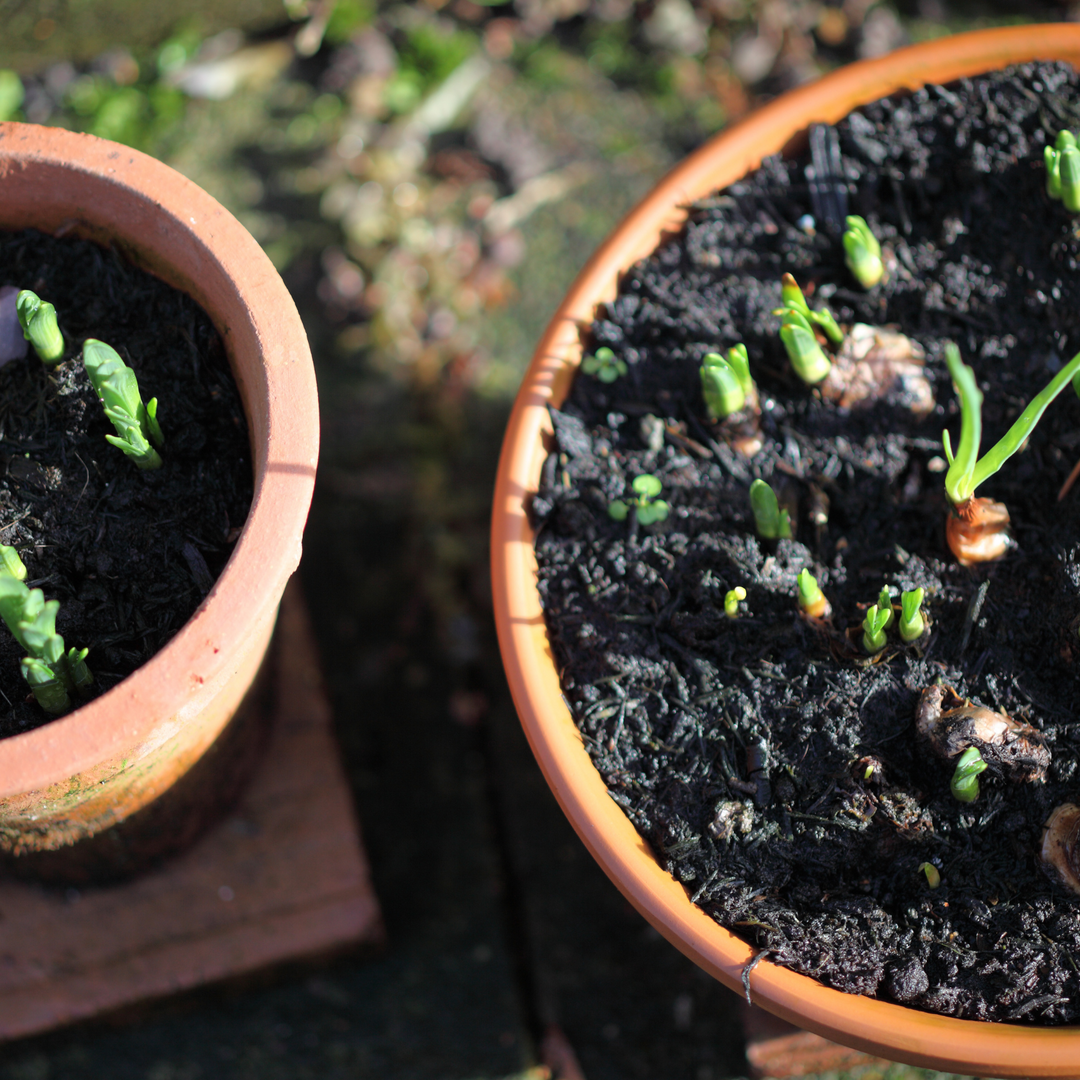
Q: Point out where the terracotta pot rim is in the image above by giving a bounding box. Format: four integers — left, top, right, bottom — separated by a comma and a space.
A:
0, 123, 318, 792
492, 25, 1080, 1074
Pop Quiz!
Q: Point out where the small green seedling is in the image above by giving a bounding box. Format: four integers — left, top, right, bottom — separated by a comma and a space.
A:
899, 588, 925, 643
1046, 130, 1080, 212
582, 346, 627, 384
842, 216, 884, 289
724, 586, 746, 618
943, 343, 1080, 510
82, 339, 164, 471
918, 862, 941, 889
0, 546, 91, 715
796, 569, 829, 619
608, 474, 669, 525
749, 479, 791, 540
16, 290, 64, 366
862, 604, 890, 654
950, 746, 988, 804
772, 274, 841, 386
876, 586, 894, 630
701, 346, 753, 420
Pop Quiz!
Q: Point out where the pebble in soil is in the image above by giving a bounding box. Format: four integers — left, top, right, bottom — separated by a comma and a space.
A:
0, 229, 252, 736
534, 62, 1080, 1023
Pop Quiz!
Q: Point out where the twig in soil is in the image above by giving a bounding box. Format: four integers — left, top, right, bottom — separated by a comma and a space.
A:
958, 581, 990, 658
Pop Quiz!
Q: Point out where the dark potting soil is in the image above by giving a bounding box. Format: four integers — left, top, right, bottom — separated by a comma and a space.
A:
0, 229, 252, 737
533, 62, 1080, 1023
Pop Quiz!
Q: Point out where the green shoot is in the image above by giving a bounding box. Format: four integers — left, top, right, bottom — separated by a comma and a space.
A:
0, 545, 91, 715
1045, 130, 1080, 211
842, 216, 884, 289
942, 343, 1080, 507
772, 276, 840, 385
796, 569, 829, 619
701, 346, 753, 420
608, 474, 669, 525
862, 604, 890, 654
15, 290, 64, 366
899, 588, 925, 643
950, 746, 988, 803
775, 273, 843, 344
724, 586, 746, 619
876, 586, 894, 629
749, 479, 791, 540
582, 346, 627, 384
918, 862, 941, 889
777, 315, 832, 386
82, 339, 164, 471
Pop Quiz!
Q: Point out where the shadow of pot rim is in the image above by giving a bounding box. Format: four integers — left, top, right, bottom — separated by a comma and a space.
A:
491, 24, 1080, 1076
0, 124, 318, 805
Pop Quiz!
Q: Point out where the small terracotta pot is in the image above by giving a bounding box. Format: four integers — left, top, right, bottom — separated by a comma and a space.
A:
0, 124, 318, 870
491, 26, 1080, 1075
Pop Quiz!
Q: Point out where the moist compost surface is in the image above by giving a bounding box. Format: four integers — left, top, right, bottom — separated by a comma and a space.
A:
0, 229, 252, 736
533, 62, 1080, 1023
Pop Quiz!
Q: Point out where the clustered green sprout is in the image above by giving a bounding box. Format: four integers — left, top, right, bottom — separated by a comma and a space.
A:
899, 588, 925, 643
950, 746, 988, 804
724, 586, 746, 619
582, 346, 627, 383
749, 479, 791, 540
700, 345, 754, 420
796, 569, 829, 620
773, 273, 842, 386
842, 216, 884, 289
16, 289, 64, 366
1045, 130, 1080, 212
609, 474, 669, 525
0, 546, 91, 715
861, 605, 891, 654
861, 587, 924, 653
83, 339, 165, 471
943, 343, 1080, 512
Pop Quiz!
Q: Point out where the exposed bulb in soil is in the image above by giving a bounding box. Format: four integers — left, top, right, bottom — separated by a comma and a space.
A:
915, 684, 1049, 782
818, 324, 933, 414
1041, 803, 1080, 896
708, 800, 754, 842
945, 497, 1013, 565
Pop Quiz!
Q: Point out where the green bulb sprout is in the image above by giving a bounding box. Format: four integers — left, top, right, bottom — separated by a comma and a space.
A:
842, 216, 884, 289
608, 474, 669, 526
749, 479, 791, 540
0, 546, 91, 715
16, 290, 64, 366
582, 346, 627, 384
1045, 130, 1080, 212
701, 345, 754, 420
773, 274, 842, 386
950, 746, 988, 804
861, 604, 890, 654
918, 862, 941, 889
724, 586, 746, 619
899, 588, 925, 643
796, 568, 830, 620
876, 586, 894, 630
82, 339, 165, 471
943, 343, 1080, 527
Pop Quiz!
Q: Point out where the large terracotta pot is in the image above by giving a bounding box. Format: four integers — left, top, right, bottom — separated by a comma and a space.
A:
0, 124, 318, 870
491, 25, 1080, 1075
